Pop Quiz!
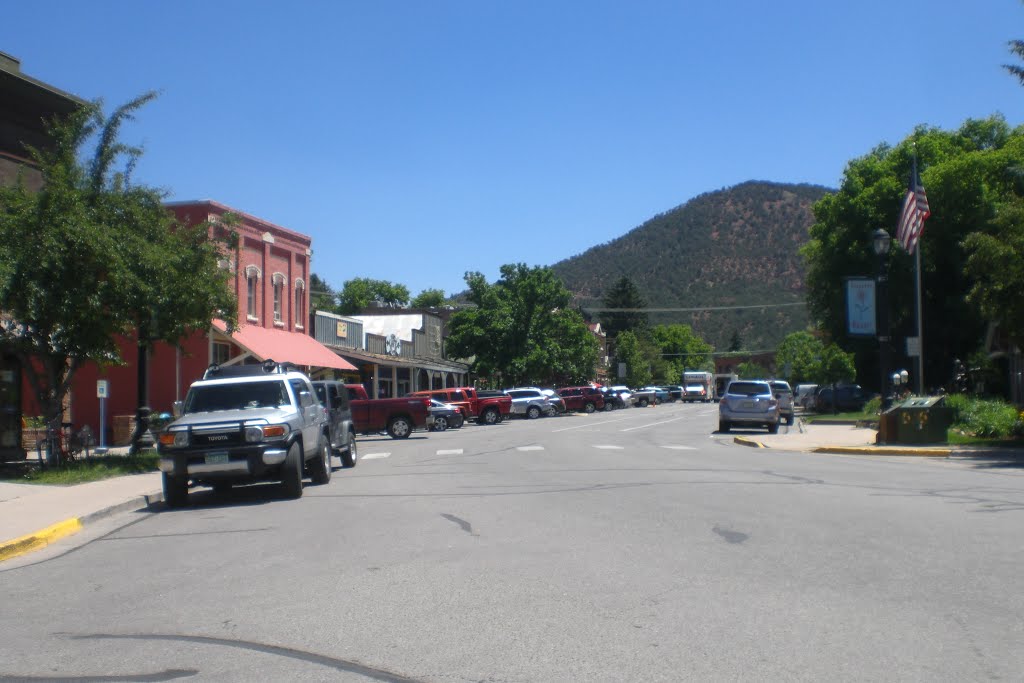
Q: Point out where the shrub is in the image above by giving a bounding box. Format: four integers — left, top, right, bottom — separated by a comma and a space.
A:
863, 396, 881, 416
945, 394, 1021, 438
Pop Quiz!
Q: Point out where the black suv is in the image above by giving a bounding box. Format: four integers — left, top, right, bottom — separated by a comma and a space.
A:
814, 384, 866, 412
311, 380, 358, 468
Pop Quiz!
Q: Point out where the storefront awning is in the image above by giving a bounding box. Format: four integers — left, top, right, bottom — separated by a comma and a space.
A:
212, 320, 357, 372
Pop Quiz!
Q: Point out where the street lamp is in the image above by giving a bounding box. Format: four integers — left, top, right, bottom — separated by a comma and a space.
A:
873, 228, 892, 409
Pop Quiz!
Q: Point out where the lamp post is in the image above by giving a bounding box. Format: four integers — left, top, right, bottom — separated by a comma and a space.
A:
873, 228, 892, 410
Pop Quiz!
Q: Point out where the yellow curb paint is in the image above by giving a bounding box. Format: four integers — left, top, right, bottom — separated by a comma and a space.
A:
0, 517, 82, 563
813, 446, 951, 457
733, 437, 766, 448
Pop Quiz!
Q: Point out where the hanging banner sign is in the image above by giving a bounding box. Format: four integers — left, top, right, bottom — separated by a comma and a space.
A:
845, 277, 876, 337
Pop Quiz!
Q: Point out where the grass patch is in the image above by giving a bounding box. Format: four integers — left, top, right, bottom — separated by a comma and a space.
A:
946, 431, 1023, 447
0, 451, 159, 485
801, 411, 872, 424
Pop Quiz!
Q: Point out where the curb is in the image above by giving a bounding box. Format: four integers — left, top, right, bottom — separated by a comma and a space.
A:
812, 446, 951, 457
0, 490, 164, 563
733, 437, 766, 448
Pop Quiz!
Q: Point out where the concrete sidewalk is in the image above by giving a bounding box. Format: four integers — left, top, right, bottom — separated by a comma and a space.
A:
730, 419, 953, 455
0, 449, 163, 563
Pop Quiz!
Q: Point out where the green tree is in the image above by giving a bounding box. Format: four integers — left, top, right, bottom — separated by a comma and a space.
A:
728, 330, 743, 352
600, 276, 648, 340
309, 273, 337, 312
336, 277, 410, 314
1005, 26, 1024, 87
802, 116, 1024, 394
411, 288, 447, 309
964, 198, 1024, 346
735, 361, 769, 379
613, 330, 653, 387
650, 323, 713, 382
0, 94, 236, 462
775, 331, 825, 382
446, 264, 598, 386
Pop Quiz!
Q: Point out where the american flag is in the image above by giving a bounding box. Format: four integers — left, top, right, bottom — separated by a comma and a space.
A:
896, 159, 930, 254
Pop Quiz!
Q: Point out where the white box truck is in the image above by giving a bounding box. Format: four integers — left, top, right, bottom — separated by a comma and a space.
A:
682, 371, 714, 403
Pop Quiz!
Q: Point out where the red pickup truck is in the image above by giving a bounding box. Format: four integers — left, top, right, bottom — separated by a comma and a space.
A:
409, 387, 512, 425
344, 384, 433, 438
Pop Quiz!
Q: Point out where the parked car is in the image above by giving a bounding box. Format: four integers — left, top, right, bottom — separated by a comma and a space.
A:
769, 380, 795, 426
793, 383, 819, 411
409, 386, 512, 425
718, 379, 780, 433
814, 384, 866, 413
157, 361, 332, 506
428, 399, 464, 431
344, 384, 433, 438
311, 380, 358, 468
660, 385, 684, 402
600, 387, 629, 410
504, 387, 557, 419
557, 386, 606, 413
641, 386, 670, 404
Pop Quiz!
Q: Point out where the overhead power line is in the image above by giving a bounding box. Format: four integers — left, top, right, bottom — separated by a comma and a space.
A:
583, 302, 806, 313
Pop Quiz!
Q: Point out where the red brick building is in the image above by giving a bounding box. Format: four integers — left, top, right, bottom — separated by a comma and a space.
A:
68, 200, 353, 444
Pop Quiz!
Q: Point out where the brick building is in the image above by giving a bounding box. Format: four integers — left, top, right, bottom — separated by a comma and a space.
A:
69, 201, 354, 444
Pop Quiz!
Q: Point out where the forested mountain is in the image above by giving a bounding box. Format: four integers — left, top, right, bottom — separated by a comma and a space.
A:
551, 181, 833, 351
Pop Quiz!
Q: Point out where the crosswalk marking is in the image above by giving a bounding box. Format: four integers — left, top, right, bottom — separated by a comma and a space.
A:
593, 444, 624, 450
436, 449, 463, 455
517, 446, 545, 451
661, 445, 697, 450
361, 453, 391, 460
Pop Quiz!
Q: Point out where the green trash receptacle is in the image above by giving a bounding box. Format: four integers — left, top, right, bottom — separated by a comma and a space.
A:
892, 396, 953, 444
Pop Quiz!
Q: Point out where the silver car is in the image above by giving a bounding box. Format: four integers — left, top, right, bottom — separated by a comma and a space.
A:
769, 380, 795, 426
718, 380, 780, 433
504, 387, 556, 419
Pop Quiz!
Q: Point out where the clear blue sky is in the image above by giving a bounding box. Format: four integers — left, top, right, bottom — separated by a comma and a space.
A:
4, 1, 1023, 298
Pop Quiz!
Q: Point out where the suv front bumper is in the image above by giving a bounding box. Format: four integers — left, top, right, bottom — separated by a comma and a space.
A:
158, 444, 289, 479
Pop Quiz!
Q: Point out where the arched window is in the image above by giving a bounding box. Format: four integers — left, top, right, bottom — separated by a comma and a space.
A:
244, 265, 262, 320
294, 279, 306, 329
272, 273, 286, 323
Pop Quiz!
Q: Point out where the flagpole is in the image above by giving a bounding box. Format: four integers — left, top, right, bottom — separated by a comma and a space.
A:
914, 246, 924, 395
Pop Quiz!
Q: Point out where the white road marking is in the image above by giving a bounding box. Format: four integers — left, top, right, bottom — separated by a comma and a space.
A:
360, 453, 391, 460
620, 416, 686, 432
551, 416, 635, 432
593, 445, 624, 450
436, 449, 463, 455
517, 446, 545, 451
662, 445, 697, 450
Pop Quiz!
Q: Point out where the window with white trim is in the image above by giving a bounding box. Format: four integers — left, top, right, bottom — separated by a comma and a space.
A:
272, 273, 286, 323
244, 265, 261, 320
294, 279, 305, 329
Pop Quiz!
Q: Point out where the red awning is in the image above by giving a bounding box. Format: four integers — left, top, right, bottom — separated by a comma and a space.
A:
212, 320, 357, 372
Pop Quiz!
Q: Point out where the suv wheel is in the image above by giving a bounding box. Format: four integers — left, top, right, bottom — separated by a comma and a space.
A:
309, 435, 332, 485
583, 401, 595, 413
638, 398, 649, 407
480, 407, 499, 425
387, 416, 412, 439
433, 416, 449, 432
767, 422, 779, 435
719, 420, 730, 433
341, 430, 357, 468
281, 442, 304, 499
526, 405, 541, 420
162, 473, 188, 508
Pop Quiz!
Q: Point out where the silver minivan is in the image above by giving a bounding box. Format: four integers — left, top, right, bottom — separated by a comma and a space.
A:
718, 380, 780, 433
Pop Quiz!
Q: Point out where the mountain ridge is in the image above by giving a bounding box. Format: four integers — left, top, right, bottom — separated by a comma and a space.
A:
550, 180, 834, 351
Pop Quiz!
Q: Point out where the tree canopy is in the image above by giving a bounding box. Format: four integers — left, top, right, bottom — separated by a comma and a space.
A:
336, 277, 410, 314
309, 273, 337, 312
445, 264, 598, 386
650, 324, 713, 383
600, 276, 648, 339
0, 94, 236, 458
801, 115, 1024, 393
411, 288, 448, 309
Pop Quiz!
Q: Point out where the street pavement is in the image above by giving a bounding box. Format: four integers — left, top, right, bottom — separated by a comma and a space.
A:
2, 419, 1022, 563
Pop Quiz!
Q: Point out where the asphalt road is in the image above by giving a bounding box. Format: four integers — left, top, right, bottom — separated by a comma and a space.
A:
2, 402, 1023, 682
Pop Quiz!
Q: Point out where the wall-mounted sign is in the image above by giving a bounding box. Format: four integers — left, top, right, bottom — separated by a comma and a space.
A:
385, 334, 402, 356
336, 322, 347, 337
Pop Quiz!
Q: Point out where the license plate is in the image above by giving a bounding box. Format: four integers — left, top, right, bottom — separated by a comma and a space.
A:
205, 451, 229, 465
742, 401, 754, 409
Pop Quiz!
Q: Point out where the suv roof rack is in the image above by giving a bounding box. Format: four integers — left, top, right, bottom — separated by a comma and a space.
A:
203, 359, 301, 380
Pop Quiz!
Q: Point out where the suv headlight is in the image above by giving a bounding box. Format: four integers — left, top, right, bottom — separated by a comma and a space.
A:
159, 431, 189, 448
245, 426, 265, 443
